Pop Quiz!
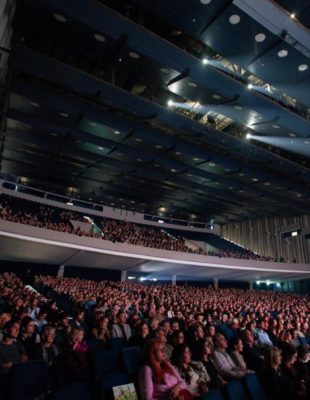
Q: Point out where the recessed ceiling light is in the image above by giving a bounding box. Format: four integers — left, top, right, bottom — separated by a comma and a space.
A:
252, 178, 258, 182
239, 173, 245, 176
155, 145, 163, 149
94, 33, 106, 42
246, 133, 251, 140
98, 146, 104, 150
54, 13, 67, 22
209, 162, 215, 167
234, 105, 243, 110
193, 157, 200, 161
289, 132, 296, 137
290, 13, 295, 19
225, 168, 231, 172
304, 141, 310, 144
160, 67, 170, 73
167, 99, 174, 107
212, 94, 221, 99
171, 169, 177, 172
290, 140, 294, 144
255, 33, 266, 42
135, 138, 143, 142
200, 0, 212, 4
229, 15, 241, 24
188, 82, 197, 87
298, 64, 308, 72
114, 130, 120, 135
202, 58, 208, 64
264, 182, 271, 186
247, 83, 253, 89
60, 112, 69, 117
50, 132, 58, 136
136, 158, 143, 162
30, 101, 40, 107
129, 51, 140, 59
272, 124, 280, 129
229, 187, 233, 190
89, 122, 97, 126
175, 151, 181, 155
187, 173, 192, 177
277, 49, 288, 58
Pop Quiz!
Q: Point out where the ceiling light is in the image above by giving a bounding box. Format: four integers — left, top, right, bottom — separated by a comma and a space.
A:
160, 67, 170, 73
54, 13, 67, 22
277, 49, 288, 58
155, 145, 163, 149
209, 162, 215, 167
276, 283, 281, 288
264, 182, 271, 186
289, 132, 296, 137
114, 130, 120, 135
200, 0, 212, 4
234, 105, 243, 110
159, 207, 166, 212
252, 178, 258, 182
60, 112, 69, 117
193, 157, 200, 161
136, 158, 143, 162
298, 64, 308, 72
135, 138, 143, 142
246, 133, 251, 139
202, 58, 208, 64
212, 94, 221, 99
247, 83, 253, 89
171, 168, 177, 172
255, 33, 266, 42
229, 15, 241, 24
256, 281, 260, 285
30, 101, 40, 107
188, 82, 197, 87
175, 151, 181, 155
66, 201, 73, 206
304, 141, 310, 144
291, 231, 298, 237
129, 51, 140, 59
290, 13, 295, 19
266, 280, 270, 286
158, 219, 164, 224
50, 132, 58, 136
94, 33, 106, 42
167, 99, 174, 107
272, 124, 280, 128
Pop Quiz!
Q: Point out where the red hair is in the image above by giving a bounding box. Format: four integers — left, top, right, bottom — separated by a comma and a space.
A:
144, 338, 176, 384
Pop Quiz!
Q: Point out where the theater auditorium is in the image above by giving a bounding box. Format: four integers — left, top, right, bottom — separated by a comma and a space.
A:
0, 1, 309, 399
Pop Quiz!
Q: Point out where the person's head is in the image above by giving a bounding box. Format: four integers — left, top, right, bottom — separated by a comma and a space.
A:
283, 347, 297, 366
41, 325, 56, 345
214, 333, 228, 350
155, 328, 167, 344
37, 308, 47, 321
242, 329, 254, 346
98, 316, 109, 329
196, 339, 214, 360
297, 345, 310, 362
3, 320, 20, 339
171, 344, 192, 368
259, 319, 266, 330
74, 309, 84, 322
232, 338, 243, 353
138, 322, 149, 337
206, 325, 215, 337
0, 312, 11, 328
58, 312, 69, 327
265, 347, 282, 369
194, 324, 205, 340
70, 328, 84, 344
171, 321, 180, 331
143, 339, 175, 384
21, 316, 36, 335
171, 330, 185, 346
117, 311, 126, 325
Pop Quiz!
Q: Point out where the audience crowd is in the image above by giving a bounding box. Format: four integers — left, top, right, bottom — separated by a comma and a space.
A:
0, 194, 274, 261
0, 272, 309, 399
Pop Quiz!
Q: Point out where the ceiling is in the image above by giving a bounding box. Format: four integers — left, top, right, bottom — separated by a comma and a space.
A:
0, 0, 310, 224
1, 234, 309, 282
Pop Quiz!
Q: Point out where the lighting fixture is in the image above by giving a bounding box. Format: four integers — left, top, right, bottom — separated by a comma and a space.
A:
255, 33, 266, 43
66, 201, 73, 206
167, 99, 174, 107
60, 112, 69, 117
277, 49, 288, 58
114, 130, 120, 135
291, 231, 298, 237
54, 13, 67, 22
129, 51, 140, 59
246, 133, 251, 140
30, 101, 40, 107
202, 58, 208, 64
276, 283, 281, 288
256, 281, 260, 285
298, 64, 308, 72
266, 280, 270, 286
229, 15, 241, 24
158, 220, 164, 224
94, 34, 106, 42
290, 13, 295, 19
247, 83, 253, 90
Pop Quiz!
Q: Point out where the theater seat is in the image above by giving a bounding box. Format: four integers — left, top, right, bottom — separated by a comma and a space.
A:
225, 380, 248, 400
202, 389, 224, 400
244, 373, 267, 400
100, 372, 130, 400
51, 383, 90, 400
121, 347, 143, 376
94, 350, 121, 381
7, 360, 50, 400
109, 337, 125, 351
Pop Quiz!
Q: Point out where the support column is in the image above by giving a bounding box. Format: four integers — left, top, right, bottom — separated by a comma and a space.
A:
249, 281, 253, 291
121, 270, 127, 282
57, 265, 65, 278
213, 278, 218, 290
172, 275, 177, 287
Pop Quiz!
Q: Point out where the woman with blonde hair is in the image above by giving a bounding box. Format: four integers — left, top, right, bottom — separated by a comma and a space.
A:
139, 339, 190, 400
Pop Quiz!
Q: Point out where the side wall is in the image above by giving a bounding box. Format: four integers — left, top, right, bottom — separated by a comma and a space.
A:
222, 215, 310, 263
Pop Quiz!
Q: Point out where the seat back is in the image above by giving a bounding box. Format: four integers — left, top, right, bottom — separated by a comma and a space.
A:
100, 372, 130, 400
121, 347, 143, 376
225, 380, 248, 400
244, 373, 268, 400
51, 383, 90, 400
8, 360, 50, 400
94, 350, 121, 380
109, 337, 125, 351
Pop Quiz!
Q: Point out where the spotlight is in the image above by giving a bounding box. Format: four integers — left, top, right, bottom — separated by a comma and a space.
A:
202, 58, 208, 65
167, 99, 174, 107
266, 280, 270, 286
246, 133, 251, 140
290, 13, 295, 19
256, 281, 260, 285
276, 283, 281, 288
247, 83, 253, 90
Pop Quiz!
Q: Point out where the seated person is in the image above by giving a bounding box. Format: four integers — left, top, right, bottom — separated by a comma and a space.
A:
0, 320, 27, 375
171, 344, 210, 397
130, 322, 150, 350
230, 337, 254, 374
242, 329, 265, 374
111, 311, 132, 342
212, 334, 247, 380
35, 325, 59, 367
139, 338, 188, 400
90, 316, 110, 344
257, 319, 273, 348
19, 316, 40, 360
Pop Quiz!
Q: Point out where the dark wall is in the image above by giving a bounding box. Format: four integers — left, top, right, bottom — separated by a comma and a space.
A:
0, 260, 58, 278
65, 266, 121, 282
